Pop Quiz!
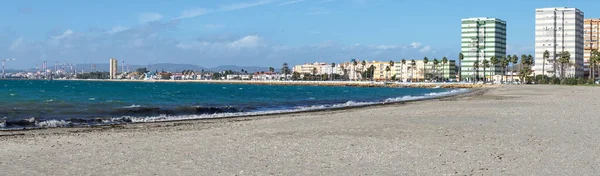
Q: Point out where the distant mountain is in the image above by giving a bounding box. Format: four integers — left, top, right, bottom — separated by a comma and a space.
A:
71, 63, 270, 73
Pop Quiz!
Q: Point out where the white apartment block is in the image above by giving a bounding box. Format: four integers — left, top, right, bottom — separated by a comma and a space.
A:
534, 7, 584, 78
461, 17, 506, 82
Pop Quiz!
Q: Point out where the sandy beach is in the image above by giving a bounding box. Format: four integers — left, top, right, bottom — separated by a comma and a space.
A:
1, 85, 599, 175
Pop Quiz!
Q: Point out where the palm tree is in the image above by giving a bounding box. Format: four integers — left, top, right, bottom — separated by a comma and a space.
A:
482, 59, 490, 83
521, 54, 528, 81
411, 59, 416, 82
542, 50, 549, 79
442, 57, 448, 82
433, 58, 439, 81
527, 54, 533, 72
369, 65, 376, 81
331, 62, 336, 81
511, 55, 518, 82
490, 56, 498, 83
361, 60, 367, 80
459, 52, 464, 81
423, 57, 429, 81
473, 60, 480, 82
558, 51, 571, 79
519, 55, 534, 83
312, 67, 318, 80
269, 67, 275, 73
592, 49, 600, 81
282, 63, 290, 80
388, 60, 395, 81
401, 59, 406, 82
352, 59, 358, 81
501, 57, 509, 82
385, 66, 391, 81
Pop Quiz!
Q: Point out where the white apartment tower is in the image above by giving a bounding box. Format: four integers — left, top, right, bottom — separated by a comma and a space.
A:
461, 17, 506, 82
109, 58, 118, 79
534, 7, 584, 78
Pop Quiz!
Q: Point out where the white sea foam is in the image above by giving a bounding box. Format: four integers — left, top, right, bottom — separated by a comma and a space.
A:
37, 120, 70, 128
122, 89, 470, 124
124, 104, 141, 108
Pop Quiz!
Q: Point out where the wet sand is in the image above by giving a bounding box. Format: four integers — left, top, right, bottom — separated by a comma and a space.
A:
1, 85, 599, 175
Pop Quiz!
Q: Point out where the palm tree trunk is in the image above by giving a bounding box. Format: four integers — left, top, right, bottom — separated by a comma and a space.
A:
542, 58, 545, 79
592, 64, 595, 81
511, 66, 514, 83
401, 64, 404, 82
501, 67, 504, 83
483, 67, 486, 83
589, 63, 592, 80
490, 67, 492, 83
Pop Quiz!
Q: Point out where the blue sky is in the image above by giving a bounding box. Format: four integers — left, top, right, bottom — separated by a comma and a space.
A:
2, 0, 600, 69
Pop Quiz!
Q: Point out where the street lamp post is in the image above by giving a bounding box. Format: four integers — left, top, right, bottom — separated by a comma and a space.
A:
1, 58, 15, 79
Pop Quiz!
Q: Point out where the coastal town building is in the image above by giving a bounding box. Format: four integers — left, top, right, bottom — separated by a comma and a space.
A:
584, 18, 600, 78
293, 61, 360, 79
337, 60, 369, 80
534, 7, 584, 78
226, 74, 252, 80
292, 62, 327, 75
390, 60, 457, 82
251, 72, 288, 80
109, 58, 118, 79
371, 61, 390, 81
460, 17, 506, 81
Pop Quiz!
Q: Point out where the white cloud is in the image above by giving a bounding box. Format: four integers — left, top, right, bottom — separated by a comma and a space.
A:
108, 26, 129, 34
175, 8, 210, 19
176, 41, 209, 49
9, 37, 23, 50
279, 0, 306, 6
139, 12, 163, 23
374, 45, 400, 50
410, 42, 421, 48
419, 46, 432, 53
228, 35, 265, 48
53, 30, 73, 40
176, 35, 266, 50
219, 0, 275, 11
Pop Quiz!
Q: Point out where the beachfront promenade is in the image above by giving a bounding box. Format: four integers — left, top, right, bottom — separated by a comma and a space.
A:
1, 85, 598, 175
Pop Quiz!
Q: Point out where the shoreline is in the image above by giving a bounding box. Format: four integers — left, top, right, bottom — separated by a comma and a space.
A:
0, 87, 482, 132
48, 78, 497, 89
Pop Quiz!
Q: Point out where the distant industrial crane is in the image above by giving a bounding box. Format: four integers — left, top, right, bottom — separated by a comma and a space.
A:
1, 58, 16, 79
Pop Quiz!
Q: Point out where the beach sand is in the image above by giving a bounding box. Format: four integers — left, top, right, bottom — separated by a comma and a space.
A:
1, 85, 599, 175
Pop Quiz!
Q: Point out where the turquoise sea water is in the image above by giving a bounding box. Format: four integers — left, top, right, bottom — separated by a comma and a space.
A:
0, 80, 466, 129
